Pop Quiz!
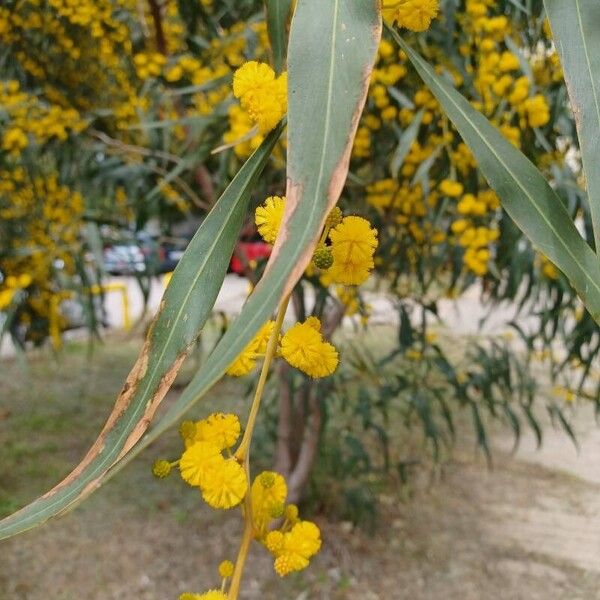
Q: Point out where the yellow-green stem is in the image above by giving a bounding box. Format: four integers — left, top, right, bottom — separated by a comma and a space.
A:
235, 293, 290, 461
227, 487, 254, 600
228, 293, 291, 599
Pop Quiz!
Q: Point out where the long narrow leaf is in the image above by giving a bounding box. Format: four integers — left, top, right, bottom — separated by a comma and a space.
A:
265, 0, 293, 74
391, 28, 600, 322
544, 0, 600, 251
0, 126, 282, 539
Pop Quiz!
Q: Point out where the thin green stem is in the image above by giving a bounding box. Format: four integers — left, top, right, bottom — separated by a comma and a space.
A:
235, 294, 290, 461
227, 293, 291, 599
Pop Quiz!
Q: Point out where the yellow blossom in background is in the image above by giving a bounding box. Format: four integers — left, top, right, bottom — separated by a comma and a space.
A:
439, 179, 464, 198
255, 196, 286, 244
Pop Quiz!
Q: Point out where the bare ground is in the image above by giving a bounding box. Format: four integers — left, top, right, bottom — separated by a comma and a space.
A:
2, 337, 600, 599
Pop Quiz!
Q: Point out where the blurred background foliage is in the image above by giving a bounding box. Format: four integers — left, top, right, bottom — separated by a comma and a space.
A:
1, 0, 598, 524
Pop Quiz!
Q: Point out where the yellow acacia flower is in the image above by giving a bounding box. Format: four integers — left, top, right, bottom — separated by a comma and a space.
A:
179, 441, 223, 487
252, 471, 288, 535
255, 196, 286, 244
383, 0, 439, 32
232, 61, 287, 134
265, 520, 322, 577
280, 318, 339, 378
522, 94, 550, 128
201, 457, 248, 509
227, 320, 276, 376
439, 179, 464, 197
327, 216, 378, 286
194, 413, 241, 450
233, 61, 275, 99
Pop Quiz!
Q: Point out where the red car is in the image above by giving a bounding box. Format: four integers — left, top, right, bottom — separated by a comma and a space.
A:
230, 240, 272, 275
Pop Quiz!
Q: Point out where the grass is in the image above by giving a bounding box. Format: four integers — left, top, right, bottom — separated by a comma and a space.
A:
2, 330, 600, 599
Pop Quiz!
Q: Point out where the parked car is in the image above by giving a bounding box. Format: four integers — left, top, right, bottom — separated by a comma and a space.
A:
103, 244, 146, 275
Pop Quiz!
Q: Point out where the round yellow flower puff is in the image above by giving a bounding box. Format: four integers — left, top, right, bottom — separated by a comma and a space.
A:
255, 196, 286, 244
179, 591, 228, 600
280, 318, 338, 379
265, 521, 322, 577
327, 216, 378, 286
194, 413, 241, 451
251, 471, 288, 535
382, 0, 439, 32
179, 441, 223, 487
232, 62, 287, 134
233, 61, 275, 100
438, 179, 464, 198
201, 457, 248, 509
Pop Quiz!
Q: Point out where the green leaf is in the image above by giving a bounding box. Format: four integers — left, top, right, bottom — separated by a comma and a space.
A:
390, 108, 424, 177
265, 0, 293, 74
391, 27, 600, 323
544, 0, 600, 251
0, 127, 281, 540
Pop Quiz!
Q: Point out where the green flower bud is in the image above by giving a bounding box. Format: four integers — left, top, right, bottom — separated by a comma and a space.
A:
312, 244, 334, 270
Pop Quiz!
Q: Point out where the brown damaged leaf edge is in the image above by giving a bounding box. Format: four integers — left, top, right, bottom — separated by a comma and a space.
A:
51, 352, 189, 516
265, 19, 382, 299
36, 339, 189, 507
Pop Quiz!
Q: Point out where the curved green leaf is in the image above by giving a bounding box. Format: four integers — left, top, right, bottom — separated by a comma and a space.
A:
0, 126, 282, 539
265, 0, 293, 74
544, 0, 600, 251
391, 28, 600, 322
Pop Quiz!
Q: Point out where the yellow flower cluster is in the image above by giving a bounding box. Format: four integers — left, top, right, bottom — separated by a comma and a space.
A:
253, 196, 378, 287
0, 0, 136, 118
324, 216, 379, 285
280, 317, 339, 378
0, 169, 84, 337
0, 274, 32, 311
133, 52, 167, 80
178, 413, 247, 509
252, 472, 321, 577
227, 316, 338, 379
0, 81, 86, 155
160, 435, 321, 596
